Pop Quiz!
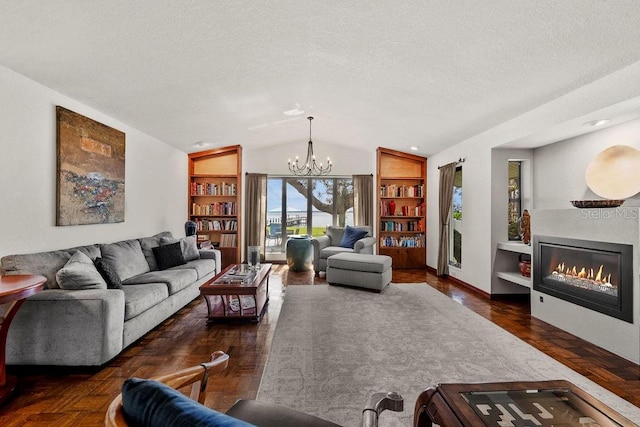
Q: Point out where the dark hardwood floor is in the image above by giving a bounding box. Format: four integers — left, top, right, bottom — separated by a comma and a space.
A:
1, 265, 638, 426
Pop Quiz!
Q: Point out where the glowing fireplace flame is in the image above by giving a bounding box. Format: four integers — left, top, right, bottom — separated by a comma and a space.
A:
554, 262, 613, 287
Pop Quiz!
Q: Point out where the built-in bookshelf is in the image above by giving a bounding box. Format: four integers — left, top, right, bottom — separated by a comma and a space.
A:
188, 145, 242, 269
376, 147, 427, 268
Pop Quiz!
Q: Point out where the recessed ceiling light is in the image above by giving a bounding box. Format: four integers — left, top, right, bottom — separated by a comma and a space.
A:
584, 119, 610, 127
410, 146, 419, 151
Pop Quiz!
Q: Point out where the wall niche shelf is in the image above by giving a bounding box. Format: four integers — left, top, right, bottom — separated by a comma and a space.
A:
495, 241, 532, 288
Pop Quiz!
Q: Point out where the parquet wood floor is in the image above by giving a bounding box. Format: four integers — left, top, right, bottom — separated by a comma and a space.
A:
0, 265, 638, 426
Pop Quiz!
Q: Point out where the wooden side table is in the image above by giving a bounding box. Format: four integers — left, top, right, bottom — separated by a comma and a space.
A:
0, 274, 45, 404
413, 380, 637, 426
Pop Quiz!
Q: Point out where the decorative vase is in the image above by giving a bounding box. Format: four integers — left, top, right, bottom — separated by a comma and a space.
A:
389, 200, 396, 216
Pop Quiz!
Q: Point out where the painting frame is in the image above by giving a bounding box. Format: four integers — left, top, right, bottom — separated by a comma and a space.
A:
56, 106, 126, 226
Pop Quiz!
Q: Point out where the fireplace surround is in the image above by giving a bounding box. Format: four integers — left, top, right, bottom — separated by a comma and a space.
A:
533, 235, 633, 323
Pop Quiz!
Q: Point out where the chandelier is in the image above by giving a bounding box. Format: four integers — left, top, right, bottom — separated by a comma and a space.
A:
288, 116, 332, 176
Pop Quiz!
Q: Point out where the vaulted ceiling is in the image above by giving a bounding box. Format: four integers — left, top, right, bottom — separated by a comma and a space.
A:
2, 1, 640, 155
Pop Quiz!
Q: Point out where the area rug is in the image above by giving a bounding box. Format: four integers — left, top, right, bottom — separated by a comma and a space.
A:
257, 283, 640, 426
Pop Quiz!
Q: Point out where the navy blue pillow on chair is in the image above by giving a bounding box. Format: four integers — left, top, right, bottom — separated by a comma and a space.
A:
121, 378, 255, 427
339, 226, 368, 249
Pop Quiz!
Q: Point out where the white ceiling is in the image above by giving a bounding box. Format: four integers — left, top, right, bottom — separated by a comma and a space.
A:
2, 1, 640, 155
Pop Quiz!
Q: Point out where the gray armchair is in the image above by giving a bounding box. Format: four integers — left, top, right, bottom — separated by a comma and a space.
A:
311, 225, 376, 276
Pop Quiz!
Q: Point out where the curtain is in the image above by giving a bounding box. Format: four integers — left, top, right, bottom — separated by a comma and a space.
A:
437, 163, 457, 276
244, 173, 267, 262
353, 174, 373, 226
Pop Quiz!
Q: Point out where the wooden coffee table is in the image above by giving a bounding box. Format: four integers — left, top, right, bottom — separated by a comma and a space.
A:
200, 264, 272, 322
413, 380, 636, 426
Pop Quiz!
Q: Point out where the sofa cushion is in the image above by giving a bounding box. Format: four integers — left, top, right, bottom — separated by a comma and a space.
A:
320, 246, 354, 259
169, 258, 216, 280
139, 231, 173, 271
121, 378, 255, 427
65, 244, 101, 260
100, 240, 150, 281
123, 269, 197, 295
1, 250, 71, 289
339, 225, 369, 248
153, 242, 186, 270
94, 257, 122, 289
55, 251, 108, 290
121, 283, 169, 320
160, 236, 200, 262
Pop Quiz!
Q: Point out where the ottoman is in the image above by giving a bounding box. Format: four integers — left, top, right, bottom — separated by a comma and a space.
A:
326, 253, 392, 292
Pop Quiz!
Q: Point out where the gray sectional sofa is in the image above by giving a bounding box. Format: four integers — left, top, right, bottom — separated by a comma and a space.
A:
0, 231, 220, 366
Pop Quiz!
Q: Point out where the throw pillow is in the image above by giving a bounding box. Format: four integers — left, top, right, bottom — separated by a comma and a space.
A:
121, 378, 255, 427
160, 236, 200, 262
100, 239, 150, 281
94, 257, 122, 289
152, 242, 186, 270
339, 226, 369, 249
55, 251, 107, 290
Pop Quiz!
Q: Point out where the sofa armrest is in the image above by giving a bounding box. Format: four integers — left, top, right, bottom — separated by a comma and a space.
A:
7, 288, 125, 366
199, 248, 222, 274
311, 235, 331, 273
354, 236, 376, 254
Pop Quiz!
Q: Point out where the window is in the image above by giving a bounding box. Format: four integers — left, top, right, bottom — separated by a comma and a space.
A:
266, 177, 353, 257
508, 161, 522, 241
449, 166, 462, 268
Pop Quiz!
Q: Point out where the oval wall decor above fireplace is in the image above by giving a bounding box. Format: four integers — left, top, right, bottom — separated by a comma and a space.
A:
585, 145, 640, 199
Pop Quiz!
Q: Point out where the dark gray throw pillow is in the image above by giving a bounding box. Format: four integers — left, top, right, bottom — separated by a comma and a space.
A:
94, 257, 122, 289
152, 242, 186, 270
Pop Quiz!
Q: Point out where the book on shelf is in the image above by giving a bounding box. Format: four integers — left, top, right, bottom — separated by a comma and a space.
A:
219, 234, 237, 248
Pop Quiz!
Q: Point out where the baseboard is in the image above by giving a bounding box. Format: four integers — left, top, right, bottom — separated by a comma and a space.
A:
426, 265, 491, 299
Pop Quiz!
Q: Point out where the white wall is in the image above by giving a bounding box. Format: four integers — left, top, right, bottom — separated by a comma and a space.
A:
0, 65, 187, 258
244, 141, 375, 176
533, 119, 640, 209
426, 59, 640, 294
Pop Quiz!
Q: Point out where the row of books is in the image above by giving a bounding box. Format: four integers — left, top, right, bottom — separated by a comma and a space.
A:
191, 202, 236, 216
195, 219, 237, 231
379, 234, 425, 248
380, 219, 424, 232
190, 181, 236, 196
380, 184, 424, 198
220, 234, 237, 248
379, 201, 425, 217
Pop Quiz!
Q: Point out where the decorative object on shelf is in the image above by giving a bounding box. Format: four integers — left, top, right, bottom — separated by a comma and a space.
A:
518, 254, 531, 277
388, 200, 396, 216
519, 209, 531, 245
185, 221, 197, 236
56, 106, 125, 226
286, 235, 313, 272
570, 199, 625, 209
287, 116, 332, 176
585, 145, 640, 199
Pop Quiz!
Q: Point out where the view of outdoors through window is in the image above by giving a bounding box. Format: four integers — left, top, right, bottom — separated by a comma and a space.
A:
508, 161, 522, 240
266, 177, 354, 255
449, 166, 462, 267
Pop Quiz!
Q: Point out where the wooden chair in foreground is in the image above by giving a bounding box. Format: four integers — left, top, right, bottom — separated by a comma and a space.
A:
105, 351, 403, 427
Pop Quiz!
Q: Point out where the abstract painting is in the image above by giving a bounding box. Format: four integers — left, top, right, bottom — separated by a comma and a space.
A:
56, 106, 125, 225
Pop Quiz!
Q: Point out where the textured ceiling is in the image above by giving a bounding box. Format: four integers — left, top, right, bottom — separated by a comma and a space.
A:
2, 1, 640, 155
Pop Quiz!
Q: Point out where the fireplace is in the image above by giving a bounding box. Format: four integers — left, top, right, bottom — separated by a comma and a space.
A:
533, 236, 633, 323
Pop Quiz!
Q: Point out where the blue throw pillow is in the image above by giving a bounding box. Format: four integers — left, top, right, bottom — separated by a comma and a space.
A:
339, 226, 369, 248
121, 378, 256, 427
